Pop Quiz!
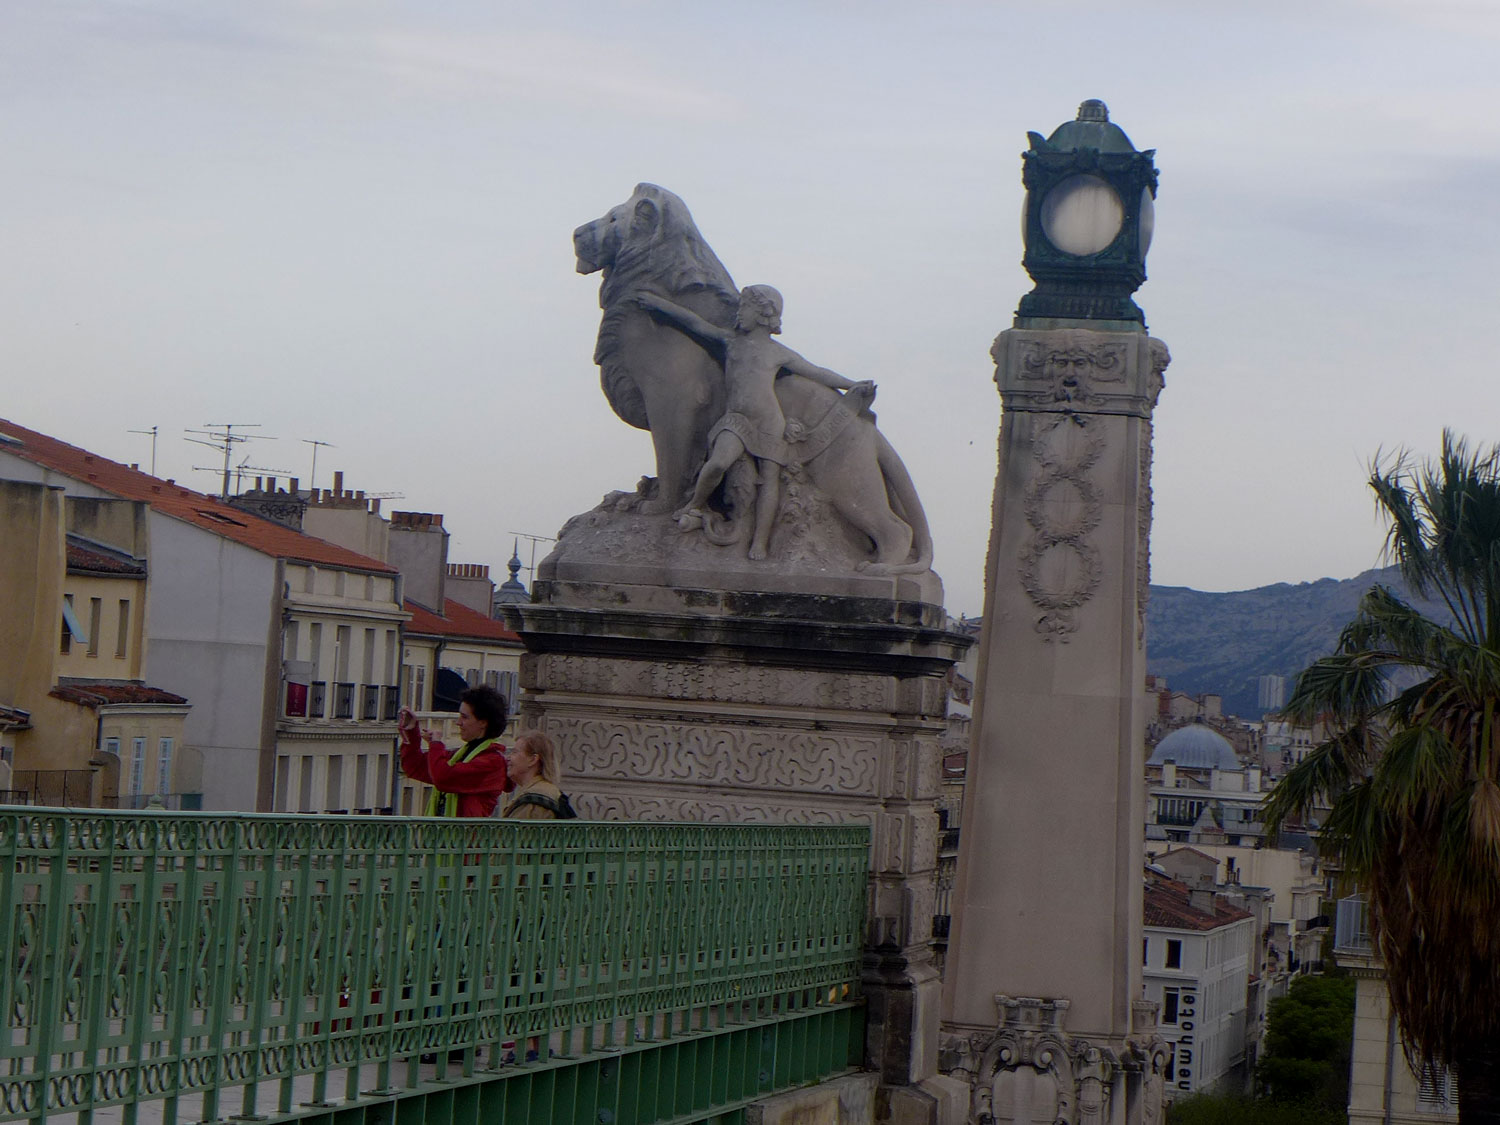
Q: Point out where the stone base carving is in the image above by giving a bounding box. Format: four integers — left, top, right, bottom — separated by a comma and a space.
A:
502, 578, 972, 1096
940, 997, 1169, 1125
542, 490, 943, 604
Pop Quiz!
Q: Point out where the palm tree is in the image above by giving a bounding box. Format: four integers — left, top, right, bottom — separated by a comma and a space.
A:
1263, 431, 1500, 1124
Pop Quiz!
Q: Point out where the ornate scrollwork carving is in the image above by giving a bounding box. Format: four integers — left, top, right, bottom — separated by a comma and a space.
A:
1017, 415, 1104, 641
971, 997, 1076, 1125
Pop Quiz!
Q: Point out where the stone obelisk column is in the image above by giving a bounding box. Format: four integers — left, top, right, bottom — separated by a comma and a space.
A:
939, 101, 1171, 1125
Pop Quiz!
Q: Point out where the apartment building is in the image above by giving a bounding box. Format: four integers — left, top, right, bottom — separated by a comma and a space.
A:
0, 419, 403, 812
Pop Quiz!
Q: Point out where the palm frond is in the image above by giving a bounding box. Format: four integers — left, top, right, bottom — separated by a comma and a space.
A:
1279, 432, 1500, 1077
1261, 725, 1376, 836
1283, 653, 1392, 727
1373, 726, 1462, 821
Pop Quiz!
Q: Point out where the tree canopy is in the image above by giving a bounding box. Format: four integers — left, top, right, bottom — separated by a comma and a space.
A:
1262, 432, 1500, 1119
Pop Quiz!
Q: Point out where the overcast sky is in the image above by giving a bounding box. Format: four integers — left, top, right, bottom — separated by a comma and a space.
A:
5, 1, 1500, 615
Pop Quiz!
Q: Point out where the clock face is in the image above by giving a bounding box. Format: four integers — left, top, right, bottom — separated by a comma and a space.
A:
1138, 186, 1155, 259
1040, 174, 1124, 256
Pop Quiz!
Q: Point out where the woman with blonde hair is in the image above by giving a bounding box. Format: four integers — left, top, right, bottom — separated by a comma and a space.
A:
501, 731, 570, 819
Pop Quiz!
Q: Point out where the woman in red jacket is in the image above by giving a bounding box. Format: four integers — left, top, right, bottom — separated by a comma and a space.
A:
397, 684, 510, 817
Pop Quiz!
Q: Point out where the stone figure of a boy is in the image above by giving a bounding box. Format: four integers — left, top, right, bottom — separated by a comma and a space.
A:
635, 284, 874, 560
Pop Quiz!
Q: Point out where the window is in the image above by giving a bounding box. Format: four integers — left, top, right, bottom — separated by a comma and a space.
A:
308, 623, 323, 675
103, 736, 120, 757
1165, 939, 1182, 969
375, 754, 389, 809
116, 599, 130, 659
128, 737, 146, 796
334, 626, 351, 681
285, 679, 308, 718
326, 755, 343, 812
1161, 987, 1179, 1024
1143, 938, 1149, 966
1158, 797, 1205, 826
413, 666, 426, 711
87, 598, 102, 657
1418, 1066, 1456, 1113
61, 594, 88, 655
283, 620, 299, 661
362, 628, 376, 684
157, 737, 174, 794
299, 757, 314, 813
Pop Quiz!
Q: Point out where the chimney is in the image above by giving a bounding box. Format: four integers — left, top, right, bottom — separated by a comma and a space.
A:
289, 477, 299, 494
387, 510, 450, 610
333, 470, 344, 496
1189, 888, 1216, 914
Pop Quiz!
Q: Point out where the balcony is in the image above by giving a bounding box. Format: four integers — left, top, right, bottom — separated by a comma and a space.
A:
333, 681, 355, 719
382, 685, 400, 721
1334, 894, 1372, 955
309, 680, 327, 718
360, 684, 380, 721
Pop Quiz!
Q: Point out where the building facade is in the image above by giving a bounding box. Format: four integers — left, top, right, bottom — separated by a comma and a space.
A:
1143, 871, 1257, 1099
0, 419, 403, 812
1336, 896, 1457, 1123
0, 477, 192, 808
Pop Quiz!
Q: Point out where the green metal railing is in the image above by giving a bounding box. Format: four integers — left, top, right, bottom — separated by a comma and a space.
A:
1, 811, 868, 1124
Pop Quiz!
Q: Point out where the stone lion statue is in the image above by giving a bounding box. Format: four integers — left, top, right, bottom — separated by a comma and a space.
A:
573, 183, 933, 575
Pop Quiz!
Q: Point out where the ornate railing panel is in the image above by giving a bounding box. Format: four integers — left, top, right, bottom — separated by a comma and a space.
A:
0, 812, 868, 1123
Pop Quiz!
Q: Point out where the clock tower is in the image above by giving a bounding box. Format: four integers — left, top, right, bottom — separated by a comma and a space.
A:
939, 102, 1171, 1124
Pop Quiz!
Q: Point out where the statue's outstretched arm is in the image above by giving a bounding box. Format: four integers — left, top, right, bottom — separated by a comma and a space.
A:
635, 293, 728, 354
780, 350, 873, 397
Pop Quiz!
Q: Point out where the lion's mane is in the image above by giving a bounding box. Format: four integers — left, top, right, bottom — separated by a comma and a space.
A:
593, 183, 739, 431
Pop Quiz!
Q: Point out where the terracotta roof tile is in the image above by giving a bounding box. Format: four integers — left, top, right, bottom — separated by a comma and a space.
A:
404, 598, 522, 643
1143, 872, 1253, 932
51, 681, 189, 707
66, 539, 146, 576
0, 419, 394, 574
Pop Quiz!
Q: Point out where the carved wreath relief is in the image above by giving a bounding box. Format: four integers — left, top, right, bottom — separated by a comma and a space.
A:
1018, 413, 1104, 641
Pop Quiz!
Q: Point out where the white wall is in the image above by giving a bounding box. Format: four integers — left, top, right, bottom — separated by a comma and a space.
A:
144, 514, 275, 809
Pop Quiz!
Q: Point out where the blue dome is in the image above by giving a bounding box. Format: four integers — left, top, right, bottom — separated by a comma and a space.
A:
1148, 724, 1241, 771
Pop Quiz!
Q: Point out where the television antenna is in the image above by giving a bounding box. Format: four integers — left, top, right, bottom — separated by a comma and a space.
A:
301, 439, 335, 491
184, 423, 268, 500
507, 531, 557, 579
127, 427, 159, 475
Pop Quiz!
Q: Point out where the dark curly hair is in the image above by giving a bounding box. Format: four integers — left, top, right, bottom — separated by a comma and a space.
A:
459, 684, 508, 740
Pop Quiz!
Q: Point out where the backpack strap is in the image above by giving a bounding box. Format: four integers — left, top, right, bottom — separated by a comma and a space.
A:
508, 791, 578, 819
509, 792, 563, 816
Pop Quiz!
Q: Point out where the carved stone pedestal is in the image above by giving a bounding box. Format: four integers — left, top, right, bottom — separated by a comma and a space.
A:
502, 575, 971, 1105
943, 999, 1168, 1125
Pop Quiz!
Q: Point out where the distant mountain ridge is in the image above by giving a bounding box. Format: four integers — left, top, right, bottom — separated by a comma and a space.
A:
1145, 566, 1450, 719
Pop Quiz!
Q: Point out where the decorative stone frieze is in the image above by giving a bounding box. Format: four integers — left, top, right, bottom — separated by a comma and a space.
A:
539, 711, 884, 797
